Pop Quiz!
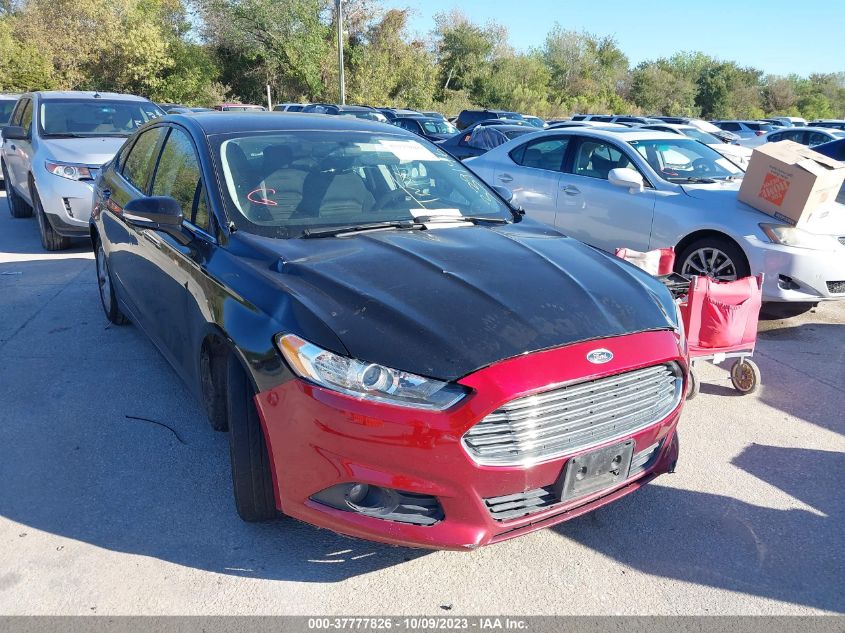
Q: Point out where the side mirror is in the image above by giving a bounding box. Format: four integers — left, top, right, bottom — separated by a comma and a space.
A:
123, 196, 184, 233
608, 167, 644, 193
2, 125, 28, 141
492, 185, 514, 203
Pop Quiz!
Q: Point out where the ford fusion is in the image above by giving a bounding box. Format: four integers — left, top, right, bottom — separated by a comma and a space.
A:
90, 113, 686, 549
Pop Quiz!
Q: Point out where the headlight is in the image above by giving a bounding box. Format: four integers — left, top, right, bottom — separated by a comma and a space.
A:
276, 334, 469, 410
760, 223, 839, 250
45, 160, 93, 181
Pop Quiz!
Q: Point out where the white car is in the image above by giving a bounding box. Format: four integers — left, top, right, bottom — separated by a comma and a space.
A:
640, 123, 752, 166
465, 128, 845, 303
757, 126, 845, 148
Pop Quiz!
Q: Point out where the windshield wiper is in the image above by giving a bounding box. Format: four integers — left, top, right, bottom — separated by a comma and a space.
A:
302, 220, 423, 239
413, 215, 509, 224
674, 176, 717, 184
43, 133, 89, 138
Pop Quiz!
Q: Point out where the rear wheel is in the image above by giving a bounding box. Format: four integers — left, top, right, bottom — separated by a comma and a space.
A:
3, 163, 32, 218
32, 182, 70, 251
677, 237, 749, 281
95, 239, 128, 325
226, 356, 279, 522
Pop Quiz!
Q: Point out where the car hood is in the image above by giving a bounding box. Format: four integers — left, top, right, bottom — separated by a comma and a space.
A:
710, 144, 752, 159
40, 137, 127, 166
681, 182, 845, 236
243, 222, 678, 381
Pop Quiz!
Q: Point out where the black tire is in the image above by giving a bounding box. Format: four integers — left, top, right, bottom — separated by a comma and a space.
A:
95, 238, 129, 325
3, 162, 32, 218
677, 237, 750, 281
686, 368, 700, 400
32, 182, 71, 251
730, 359, 761, 394
226, 355, 279, 522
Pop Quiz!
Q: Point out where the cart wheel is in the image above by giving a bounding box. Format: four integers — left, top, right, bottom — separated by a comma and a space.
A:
730, 359, 760, 394
686, 368, 700, 400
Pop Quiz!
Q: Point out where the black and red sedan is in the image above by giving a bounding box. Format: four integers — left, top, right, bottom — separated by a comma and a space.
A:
90, 112, 686, 549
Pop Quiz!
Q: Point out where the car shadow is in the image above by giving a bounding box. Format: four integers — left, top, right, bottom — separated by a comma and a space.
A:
755, 322, 844, 436
0, 256, 427, 583
554, 446, 844, 612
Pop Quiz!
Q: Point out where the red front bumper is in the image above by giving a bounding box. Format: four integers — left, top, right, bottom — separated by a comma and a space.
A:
255, 330, 686, 550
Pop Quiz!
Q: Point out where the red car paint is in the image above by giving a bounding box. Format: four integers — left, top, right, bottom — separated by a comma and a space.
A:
255, 330, 686, 550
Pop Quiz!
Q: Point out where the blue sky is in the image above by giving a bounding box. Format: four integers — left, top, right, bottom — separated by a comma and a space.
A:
383, 0, 844, 76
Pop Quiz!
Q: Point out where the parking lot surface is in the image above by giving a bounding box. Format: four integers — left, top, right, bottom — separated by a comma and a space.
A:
0, 193, 843, 615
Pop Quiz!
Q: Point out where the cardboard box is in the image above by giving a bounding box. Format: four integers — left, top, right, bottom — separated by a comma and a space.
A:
738, 140, 845, 227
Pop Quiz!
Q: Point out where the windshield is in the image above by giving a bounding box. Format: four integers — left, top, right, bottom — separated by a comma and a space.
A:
216, 130, 512, 238
681, 128, 723, 145
39, 99, 163, 138
0, 100, 16, 124
422, 120, 457, 135
628, 138, 744, 182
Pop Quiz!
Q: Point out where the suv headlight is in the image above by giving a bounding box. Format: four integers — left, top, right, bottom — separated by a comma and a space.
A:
276, 334, 469, 410
760, 223, 839, 250
45, 160, 93, 181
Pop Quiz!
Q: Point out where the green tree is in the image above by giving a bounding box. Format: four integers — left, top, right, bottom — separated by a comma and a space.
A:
432, 10, 501, 94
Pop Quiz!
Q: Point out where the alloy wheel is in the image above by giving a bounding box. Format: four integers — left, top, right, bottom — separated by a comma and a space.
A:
681, 247, 738, 281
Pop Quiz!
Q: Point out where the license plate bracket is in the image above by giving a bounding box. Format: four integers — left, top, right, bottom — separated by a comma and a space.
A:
555, 440, 635, 503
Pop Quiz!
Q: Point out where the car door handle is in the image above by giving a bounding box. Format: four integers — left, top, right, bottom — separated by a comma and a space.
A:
9, 144, 15, 151
498, 173, 513, 183
561, 184, 580, 195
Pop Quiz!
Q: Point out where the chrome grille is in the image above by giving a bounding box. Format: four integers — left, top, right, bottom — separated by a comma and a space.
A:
483, 441, 663, 521
463, 364, 682, 466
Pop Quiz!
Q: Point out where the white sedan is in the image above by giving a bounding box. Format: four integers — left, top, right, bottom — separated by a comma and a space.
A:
639, 123, 752, 167
465, 128, 845, 303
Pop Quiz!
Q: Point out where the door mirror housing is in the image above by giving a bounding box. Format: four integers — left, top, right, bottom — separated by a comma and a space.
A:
492, 185, 514, 203
123, 196, 184, 233
2, 125, 28, 141
608, 167, 645, 193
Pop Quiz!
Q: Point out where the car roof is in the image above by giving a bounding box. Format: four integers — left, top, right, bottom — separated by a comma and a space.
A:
395, 116, 441, 122
533, 128, 683, 142
767, 126, 840, 134
169, 111, 413, 136
31, 91, 151, 102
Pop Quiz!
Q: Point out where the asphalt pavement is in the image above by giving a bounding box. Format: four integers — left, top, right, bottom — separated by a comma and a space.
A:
0, 192, 842, 615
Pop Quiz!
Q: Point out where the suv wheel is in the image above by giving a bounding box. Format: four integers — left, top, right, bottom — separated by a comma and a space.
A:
32, 181, 71, 251
3, 163, 32, 218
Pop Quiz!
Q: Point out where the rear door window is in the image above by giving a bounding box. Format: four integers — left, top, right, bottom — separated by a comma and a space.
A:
719, 122, 741, 131
510, 137, 569, 171
121, 126, 166, 193
808, 132, 831, 147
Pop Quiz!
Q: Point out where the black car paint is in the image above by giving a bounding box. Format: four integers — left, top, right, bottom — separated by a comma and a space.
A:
91, 112, 678, 403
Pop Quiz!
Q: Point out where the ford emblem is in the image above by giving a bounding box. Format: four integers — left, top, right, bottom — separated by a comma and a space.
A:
586, 349, 613, 364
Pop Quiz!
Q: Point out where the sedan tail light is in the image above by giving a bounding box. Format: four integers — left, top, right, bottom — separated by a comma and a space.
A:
755, 131, 765, 136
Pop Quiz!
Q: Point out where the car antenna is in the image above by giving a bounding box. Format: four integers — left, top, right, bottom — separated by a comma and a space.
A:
93, 91, 101, 99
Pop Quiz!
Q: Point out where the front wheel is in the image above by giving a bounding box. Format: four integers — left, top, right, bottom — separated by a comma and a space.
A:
226, 356, 279, 522
95, 240, 128, 325
33, 184, 71, 251
677, 237, 749, 282
730, 359, 760, 394
3, 163, 32, 218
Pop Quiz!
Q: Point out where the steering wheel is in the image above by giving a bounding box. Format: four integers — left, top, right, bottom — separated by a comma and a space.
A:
692, 158, 713, 174
373, 188, 412, 212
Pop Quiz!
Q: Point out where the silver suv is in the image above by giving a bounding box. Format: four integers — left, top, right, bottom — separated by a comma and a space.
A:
1, 91, 163, 250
